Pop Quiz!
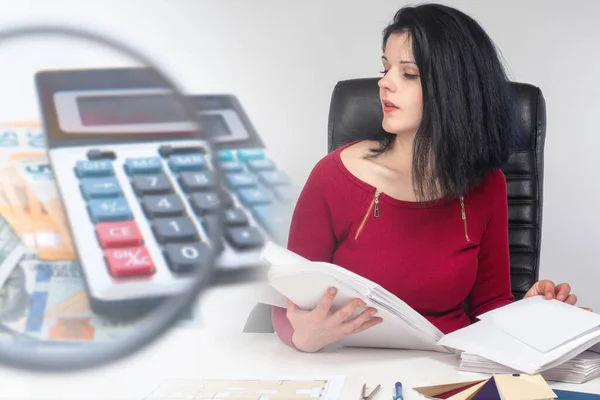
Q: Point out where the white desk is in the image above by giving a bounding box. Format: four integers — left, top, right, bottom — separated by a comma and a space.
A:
0, 327, 599, 399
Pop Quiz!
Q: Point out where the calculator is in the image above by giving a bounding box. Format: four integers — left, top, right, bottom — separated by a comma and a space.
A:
35, 67, 297, 318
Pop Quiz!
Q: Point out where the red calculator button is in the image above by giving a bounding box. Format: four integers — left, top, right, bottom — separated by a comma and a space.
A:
97, 221, 142, 248
105, 246, 154, 277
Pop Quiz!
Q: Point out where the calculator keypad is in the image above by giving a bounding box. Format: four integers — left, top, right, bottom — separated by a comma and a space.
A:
73, 145, 298, 283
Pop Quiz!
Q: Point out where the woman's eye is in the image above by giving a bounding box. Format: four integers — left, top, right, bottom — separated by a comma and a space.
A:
404, 73, 419, 79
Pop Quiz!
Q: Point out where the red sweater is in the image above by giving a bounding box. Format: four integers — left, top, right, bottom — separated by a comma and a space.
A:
271, 140, 515, 348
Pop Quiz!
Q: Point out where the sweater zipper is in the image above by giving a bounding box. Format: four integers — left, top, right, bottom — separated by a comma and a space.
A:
355, 189, 381, 240
460, 196, 470, 242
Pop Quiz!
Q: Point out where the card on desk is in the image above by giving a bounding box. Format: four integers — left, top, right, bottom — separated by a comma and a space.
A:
412, 373, 557, 400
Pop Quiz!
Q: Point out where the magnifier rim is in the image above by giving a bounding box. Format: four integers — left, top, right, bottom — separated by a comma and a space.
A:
0, 23, 220, 372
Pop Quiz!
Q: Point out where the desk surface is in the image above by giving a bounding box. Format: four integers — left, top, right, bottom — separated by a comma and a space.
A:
0, 327, 599, 400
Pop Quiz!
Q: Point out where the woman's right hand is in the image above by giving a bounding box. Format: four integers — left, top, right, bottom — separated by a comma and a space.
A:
286, 286, 383, 353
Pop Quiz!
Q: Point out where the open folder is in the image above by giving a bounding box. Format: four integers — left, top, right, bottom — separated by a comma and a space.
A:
260, 241, 600, 378
259, 241, 451, 353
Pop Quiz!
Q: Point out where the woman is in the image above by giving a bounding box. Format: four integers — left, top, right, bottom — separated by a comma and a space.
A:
271, 3, 580, 353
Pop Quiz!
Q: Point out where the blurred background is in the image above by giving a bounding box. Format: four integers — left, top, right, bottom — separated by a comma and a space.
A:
0, 0, 598, 334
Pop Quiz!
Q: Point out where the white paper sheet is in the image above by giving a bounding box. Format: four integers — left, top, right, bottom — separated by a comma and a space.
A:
477, 296, 600, 352
437, 318, 600, 374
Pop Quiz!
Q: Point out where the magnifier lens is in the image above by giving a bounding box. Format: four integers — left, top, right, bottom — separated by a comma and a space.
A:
0, 26, 223, 371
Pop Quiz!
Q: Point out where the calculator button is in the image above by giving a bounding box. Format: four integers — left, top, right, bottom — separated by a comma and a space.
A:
216, 149, 234, 161
75, 160, 114, 178
237, 187, 273, 206
225, 226, 264, 249
168, 154, 205, 172
190, 192, 222, 215
236, 148, 265, 161
152, 217, 199, 243
141, 194, 186, 218
164, 242, 211, 273
158, 145, 207, 158
124, 157, 163, 175
105, 246, 154, 277
179, 171, 216, 192
219, 160, 245, 172
225, 172, 257, 189
87, 149, 116, 160
88, 198, 132, 222
224, 208, 249, 226
258, 170, 291, 186
96, 221, 142, 248
80, 177, 122, 199
246, 158, 275, 172
131, 174, 173, 195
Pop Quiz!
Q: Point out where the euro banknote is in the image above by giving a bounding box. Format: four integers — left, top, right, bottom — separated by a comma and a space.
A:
0, 120, 76, 261
0, 214, 27, 292
0, 258, 202, 343
0, 259, 140, 342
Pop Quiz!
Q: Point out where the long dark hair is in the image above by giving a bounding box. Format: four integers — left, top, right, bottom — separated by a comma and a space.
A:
369, 3, 519, 202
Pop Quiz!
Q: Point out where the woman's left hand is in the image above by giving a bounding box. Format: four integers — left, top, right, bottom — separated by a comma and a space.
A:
525, 280, 576, 303
525, 280, 592, 311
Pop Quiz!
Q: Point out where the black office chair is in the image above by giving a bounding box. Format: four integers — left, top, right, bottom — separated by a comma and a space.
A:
327, 78, 546, 301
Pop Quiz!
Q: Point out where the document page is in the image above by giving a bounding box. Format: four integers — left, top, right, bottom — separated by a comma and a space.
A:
477, 296, 600, 352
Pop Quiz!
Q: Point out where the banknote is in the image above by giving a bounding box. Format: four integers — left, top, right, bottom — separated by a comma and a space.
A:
0, 258, 202, 343
0, 214, 27, 292
10, 152, 76, 260
0, 120, 76, 260
0, 259, 140, 343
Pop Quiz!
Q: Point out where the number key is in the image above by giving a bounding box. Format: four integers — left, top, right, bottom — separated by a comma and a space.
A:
141, 194, 185, 218
163, 242, 211, 273
131, 174, 173, 196
179, 171, 215, 192
152, 217, 199, 243
190, 192, 222, 215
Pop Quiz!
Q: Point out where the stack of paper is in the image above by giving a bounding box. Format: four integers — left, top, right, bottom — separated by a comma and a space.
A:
437, 296, 600, 375
458, 350, 600, 384
260, 241, 451, 353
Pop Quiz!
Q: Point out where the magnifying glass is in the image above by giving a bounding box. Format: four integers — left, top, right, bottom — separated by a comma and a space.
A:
0, 24, 229, 372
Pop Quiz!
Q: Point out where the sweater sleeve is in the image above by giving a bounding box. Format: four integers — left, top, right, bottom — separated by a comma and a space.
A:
467, 170, 515, 319
271, 158, 337, 348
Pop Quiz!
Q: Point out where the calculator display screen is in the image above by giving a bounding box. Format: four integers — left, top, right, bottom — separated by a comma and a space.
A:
77, 94, 190, 126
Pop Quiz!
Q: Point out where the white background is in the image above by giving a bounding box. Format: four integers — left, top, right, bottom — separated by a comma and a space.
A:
0, 0, 599, 324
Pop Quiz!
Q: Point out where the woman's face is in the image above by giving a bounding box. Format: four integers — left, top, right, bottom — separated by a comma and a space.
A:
378, 32, 423, 136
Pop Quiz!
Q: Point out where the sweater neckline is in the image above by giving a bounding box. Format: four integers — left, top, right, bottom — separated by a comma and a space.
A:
332, 140, 458, 209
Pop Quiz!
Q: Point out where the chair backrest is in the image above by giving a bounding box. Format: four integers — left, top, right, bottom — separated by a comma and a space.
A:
327, 78, 546, 300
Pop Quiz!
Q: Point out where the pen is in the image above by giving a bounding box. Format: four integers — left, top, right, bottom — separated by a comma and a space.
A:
393, 381, 403, 400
